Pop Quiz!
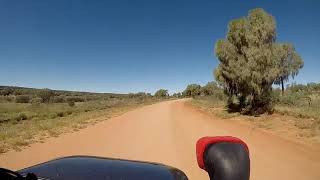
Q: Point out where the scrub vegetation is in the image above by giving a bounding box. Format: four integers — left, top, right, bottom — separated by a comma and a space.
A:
186, 82, 320, 143
0, 86, 166, 153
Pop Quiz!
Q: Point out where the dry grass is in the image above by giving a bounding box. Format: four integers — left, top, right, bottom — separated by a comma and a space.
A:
274, 91, 320, 120
0, 98, 161, 153
189, 97, 320, 145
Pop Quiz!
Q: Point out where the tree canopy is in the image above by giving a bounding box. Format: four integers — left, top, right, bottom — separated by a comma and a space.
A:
214, 8, 303, 114
274, 43, 304, 93
201, 82, 220, 96
183, 84, 201, 97
154, 89, 169, 98
172, 92, 182, 98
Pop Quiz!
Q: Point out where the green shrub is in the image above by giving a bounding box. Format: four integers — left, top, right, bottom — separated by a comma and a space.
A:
15, 95, 30, 103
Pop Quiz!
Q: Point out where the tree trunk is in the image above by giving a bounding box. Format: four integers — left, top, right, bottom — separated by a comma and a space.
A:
281, 77, 284, 95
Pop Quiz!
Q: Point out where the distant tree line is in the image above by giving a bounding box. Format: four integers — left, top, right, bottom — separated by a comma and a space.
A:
166, 81, 225, 100
0, 86, 134, 106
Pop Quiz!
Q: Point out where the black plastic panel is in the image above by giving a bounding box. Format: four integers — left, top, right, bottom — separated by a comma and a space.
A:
18, 156, 188, 180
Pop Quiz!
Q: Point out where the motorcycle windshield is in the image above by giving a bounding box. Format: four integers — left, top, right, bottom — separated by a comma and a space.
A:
18, 156, 188, 180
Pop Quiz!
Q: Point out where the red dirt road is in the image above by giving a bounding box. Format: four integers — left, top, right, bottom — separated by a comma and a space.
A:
1, 100, 320, 179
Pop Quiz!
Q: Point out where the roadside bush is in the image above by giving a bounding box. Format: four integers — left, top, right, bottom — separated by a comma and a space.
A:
0, 95, 14, 103
30, 97, 42, 106
12, 89, 23, 96
7, 96, 15, 102
306, 83, 320, 92
38, 89, 55, 103
276, 91, 311, 107
183, 84, 201, 97
84, 95, 100, 101
66, 96, 85, 102
287, 83, 308, 93
15, 113, 28, 121
67, 100, 75, 107
278, 94, 297, 106
154, 89, 169, 98
15, 95, 30, 103
212, 90, 226, 101
48, 113, 58, 119
201, 82, 220, 96
53, 96, 66, 103
172, 92, 182, 98
0, 114, 10, 123
128, 92, 151, 100
0, 88, 14, 96
128, 93, 135, 98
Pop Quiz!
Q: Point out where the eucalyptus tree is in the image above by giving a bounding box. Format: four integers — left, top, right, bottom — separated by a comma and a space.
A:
183, 84, 201, 97
214, 8, 303, 114
274, 43, 303, 94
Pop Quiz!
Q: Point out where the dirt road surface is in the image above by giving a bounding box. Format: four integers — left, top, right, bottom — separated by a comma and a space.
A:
1, 100, 320, 179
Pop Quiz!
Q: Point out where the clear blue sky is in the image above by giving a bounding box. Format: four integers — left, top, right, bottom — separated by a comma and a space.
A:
0, 0, 319, 94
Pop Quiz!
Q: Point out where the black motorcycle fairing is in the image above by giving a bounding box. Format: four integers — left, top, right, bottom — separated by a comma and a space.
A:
18, 156, 188, 180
